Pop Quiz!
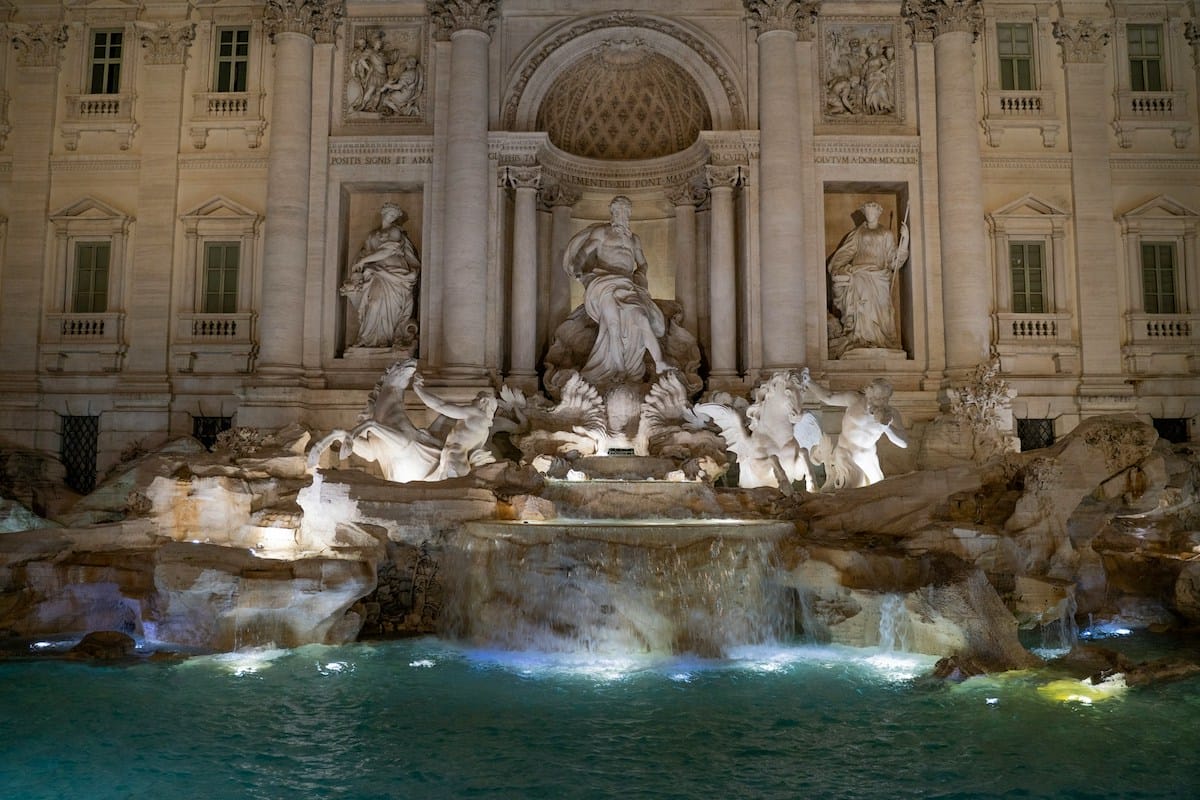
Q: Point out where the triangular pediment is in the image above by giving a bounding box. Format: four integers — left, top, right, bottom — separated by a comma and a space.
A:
989, 193, 1069, 220
1120, 194, 1199, 221
181, 195, 260, 222
49, 196, 131, 222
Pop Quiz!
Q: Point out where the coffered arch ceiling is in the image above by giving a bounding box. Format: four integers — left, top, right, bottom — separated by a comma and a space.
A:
536, 42, 712, 161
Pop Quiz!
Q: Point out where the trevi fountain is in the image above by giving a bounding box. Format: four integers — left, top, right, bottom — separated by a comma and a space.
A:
2, 192, 1198, 798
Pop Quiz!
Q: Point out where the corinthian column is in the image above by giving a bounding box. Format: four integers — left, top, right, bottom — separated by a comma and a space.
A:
666, 180, 706, 333
257, 0, 343, 382
904, 0, 990, 378
541, 183, 580, 341
0, 25, 67, 391
503, 166, 541, 390
745, 1, 818, 371
430, 0, 498, 380
1053, 19, 1130, 410
706, 166, 744, 385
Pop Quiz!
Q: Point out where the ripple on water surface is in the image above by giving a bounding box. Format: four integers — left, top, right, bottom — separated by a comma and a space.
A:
0, 637, 1198, 799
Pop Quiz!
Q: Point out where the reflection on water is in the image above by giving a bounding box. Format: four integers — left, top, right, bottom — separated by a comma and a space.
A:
1, 636, 1198, 799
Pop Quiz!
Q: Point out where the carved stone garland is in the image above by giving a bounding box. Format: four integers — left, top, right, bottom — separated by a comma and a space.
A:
1052, 18, 1111, 64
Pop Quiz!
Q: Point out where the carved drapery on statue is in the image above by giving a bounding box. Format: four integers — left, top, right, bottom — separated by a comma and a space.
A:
827, 201, 909, 358
341, 203, 420, 352
544, 196, 701, 399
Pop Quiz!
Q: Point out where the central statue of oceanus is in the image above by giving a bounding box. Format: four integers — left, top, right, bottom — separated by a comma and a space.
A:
543, 195, 701, 398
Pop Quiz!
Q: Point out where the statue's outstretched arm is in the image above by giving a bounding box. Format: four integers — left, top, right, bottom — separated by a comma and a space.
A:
883, 415, 909, 449
412, 377, 472, 421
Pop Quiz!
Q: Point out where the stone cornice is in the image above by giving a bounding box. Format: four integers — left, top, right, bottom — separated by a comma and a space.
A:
744, 0, 820, 41
814, 137, 920, 165
1052, 18, 1110, 64
10, 23, 68, 68
902, 0, 982, 43
428, 0, 499, 41
138, 21, 195, 65
263, 0, 344, 43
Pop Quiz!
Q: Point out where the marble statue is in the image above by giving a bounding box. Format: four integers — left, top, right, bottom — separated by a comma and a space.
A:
563, 195, 673, 389
347, 29, 423, 118
379, 56, 424, 117
827, 201, 909, 357
697, 370, 822, 490
307, 359, 496, 482
823, 24, 898, 118
804, 373, 907, 489
341, 202, 420, 350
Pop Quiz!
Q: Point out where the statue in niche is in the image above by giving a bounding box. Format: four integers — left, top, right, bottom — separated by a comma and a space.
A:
544, 196, 702, 398
827, 201, 909, 358
804, 373, 907, 490
696, 370, 822, 490
307, 359, 497, 483
346, 28, 423, 118
823, 25, 898, 118
341, 202, 420, 351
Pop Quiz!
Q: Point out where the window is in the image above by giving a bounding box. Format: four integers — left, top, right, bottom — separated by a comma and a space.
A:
214, 27, 250, 93
997, 23, 1034, 91
1017, 418, 1055, 451
1127, 24, 1163, 92
203, 242, 240, 314
1152, 418, 1188, 444
1141, 242, 1177, 314
72, 242, 110, 313
61, 415, 100, 494
192, 415, 233, 450
1009, 241, 1045, 314
89, 29, 123, 94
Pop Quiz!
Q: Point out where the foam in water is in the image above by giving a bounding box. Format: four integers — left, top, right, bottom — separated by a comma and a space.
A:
877, 593, 912, 652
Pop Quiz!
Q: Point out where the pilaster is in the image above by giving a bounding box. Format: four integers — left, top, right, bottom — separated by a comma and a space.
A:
1053, 18, 1131, 407
503, 165, 541, 389
706, 165, 745, 384
903, 0, 991, 379
666, 180, 707, 333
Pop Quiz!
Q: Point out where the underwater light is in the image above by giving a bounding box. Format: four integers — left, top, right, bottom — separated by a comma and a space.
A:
1037, 674, 1127, 704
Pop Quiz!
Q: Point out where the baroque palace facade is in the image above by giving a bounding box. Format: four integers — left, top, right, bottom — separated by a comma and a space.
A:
0, 0, 1198, 487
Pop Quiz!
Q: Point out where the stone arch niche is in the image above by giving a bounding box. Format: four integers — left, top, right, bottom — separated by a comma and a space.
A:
503, 14, 745, 134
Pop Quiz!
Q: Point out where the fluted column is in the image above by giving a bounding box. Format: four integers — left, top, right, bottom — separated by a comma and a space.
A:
707, 165, 744, 384
905, 0, 990, 379
667, 180, 706, 333
431, 0, 498, 380
0, 25, 67, 390
745, 1, 818, 370
1053, 19, 1130, 408
503, 166, 541, 389
542, 183, 580, 337
258, 0, 342, 382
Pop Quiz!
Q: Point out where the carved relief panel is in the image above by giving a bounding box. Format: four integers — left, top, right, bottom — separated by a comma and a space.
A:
342, 18, 427, 126
820, 18, 905, 124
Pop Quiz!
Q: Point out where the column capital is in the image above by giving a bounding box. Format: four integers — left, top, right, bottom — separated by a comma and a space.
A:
744, 1, 819, 42
666, 180, 708, 208
501, 165, 541, 190
430, 0, 500, 41
902, 0, 982, 43
10, 23, 68, 68
1052, 18, 1111, 64
264, 0, 344, 44
539, 181, 580, 209
1184, 21, 1200, 68
137, 21, 195, 66
705, 164, 746, 189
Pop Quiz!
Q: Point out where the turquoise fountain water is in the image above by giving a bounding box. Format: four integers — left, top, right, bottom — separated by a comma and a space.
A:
2, 631, 1197, 799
